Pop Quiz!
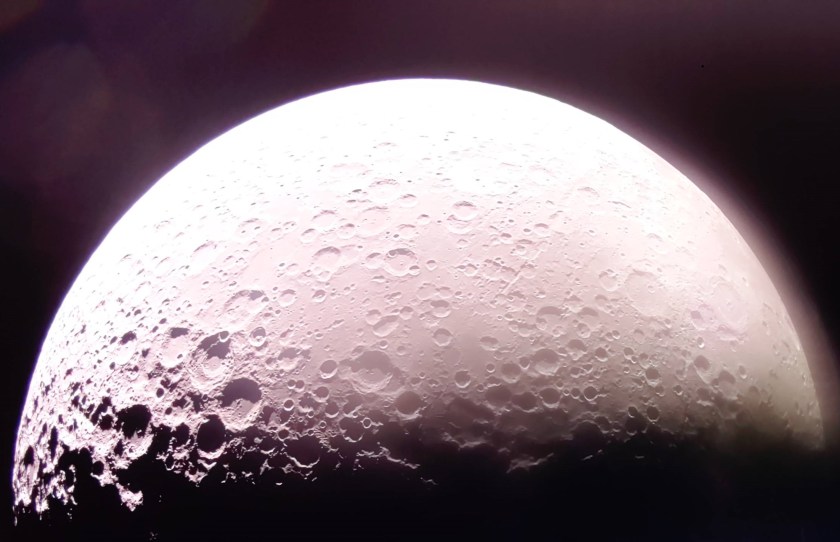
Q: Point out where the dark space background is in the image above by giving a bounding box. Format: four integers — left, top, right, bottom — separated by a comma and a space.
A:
1, 1, 839, 540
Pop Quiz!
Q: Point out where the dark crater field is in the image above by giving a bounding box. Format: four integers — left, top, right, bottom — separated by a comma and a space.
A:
13, 424, 840, 541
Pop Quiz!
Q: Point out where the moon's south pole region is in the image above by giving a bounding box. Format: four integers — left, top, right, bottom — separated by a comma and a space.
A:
13, 79, 824, 535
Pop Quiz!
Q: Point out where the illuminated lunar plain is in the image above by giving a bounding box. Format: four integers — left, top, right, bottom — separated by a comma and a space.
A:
13, 79, 823, 525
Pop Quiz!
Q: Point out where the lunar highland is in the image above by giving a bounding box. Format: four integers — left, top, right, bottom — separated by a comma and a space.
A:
13, 80, 823, 528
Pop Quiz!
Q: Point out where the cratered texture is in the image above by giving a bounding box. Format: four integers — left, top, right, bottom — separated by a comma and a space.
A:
13, 79, 823, 516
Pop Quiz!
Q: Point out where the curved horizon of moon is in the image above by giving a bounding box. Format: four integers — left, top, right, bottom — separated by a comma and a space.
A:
13, 79, 823, 515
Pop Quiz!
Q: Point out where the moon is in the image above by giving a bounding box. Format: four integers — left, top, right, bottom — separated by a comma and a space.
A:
13, 79, 823, 519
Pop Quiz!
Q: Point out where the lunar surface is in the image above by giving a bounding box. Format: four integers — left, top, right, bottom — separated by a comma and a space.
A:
13, 79, 823, 520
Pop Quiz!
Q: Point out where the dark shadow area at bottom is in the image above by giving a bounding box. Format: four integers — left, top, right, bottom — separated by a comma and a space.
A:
12, 426, 840, 542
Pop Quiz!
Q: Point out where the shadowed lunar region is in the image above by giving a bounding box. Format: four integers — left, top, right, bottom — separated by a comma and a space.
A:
11, 80, 833, 541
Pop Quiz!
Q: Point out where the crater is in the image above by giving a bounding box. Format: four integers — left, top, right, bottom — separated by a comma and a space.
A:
115, 405, 151, 438
220, 378, 262, 407
196, 416, 226, 453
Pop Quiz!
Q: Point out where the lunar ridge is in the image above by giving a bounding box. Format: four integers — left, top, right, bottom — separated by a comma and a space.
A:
13, 79, 823, 526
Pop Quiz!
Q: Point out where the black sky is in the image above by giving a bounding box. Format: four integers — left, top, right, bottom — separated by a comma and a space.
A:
2, 1, 839, 538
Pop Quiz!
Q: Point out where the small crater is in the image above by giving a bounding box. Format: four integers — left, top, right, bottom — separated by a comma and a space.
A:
536, 305, 565, 334
717, 369, 738, 399
512, 392, 538, 411
532, 348, 561, 376
99, 414, 114, 431
430, 300, 452, 318
583, 385, 599, 401
485, 385, 512, 407
372, 315, 400, 338
196, 416, 226, 452
479, 336, 499, 351
319, 359, 338, 379
169, 327, 190, 338
22, 446, 34, 467
220, 378, 262, 407
566, 339, 587, 360
451, 200, 479, 220
198, 332, 231, 360
539, 387, 561, 407
313, 209, 339, 231
693, 355, 713, 383
598, 269, 619, 291
115, 404, 151, 438
47, 428, 59, 458
248, 327, 267, 347
347, 350, 395, 393
594, 347, 609, 361
278, 289, 297, 307
286, 435, 322, 468
432, 328, 453, 347
172, 424, 190, 447
500, 362, 522, 383
272, 347, 310, 372
339, 417, 364, 442
395, 390, 424, 416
